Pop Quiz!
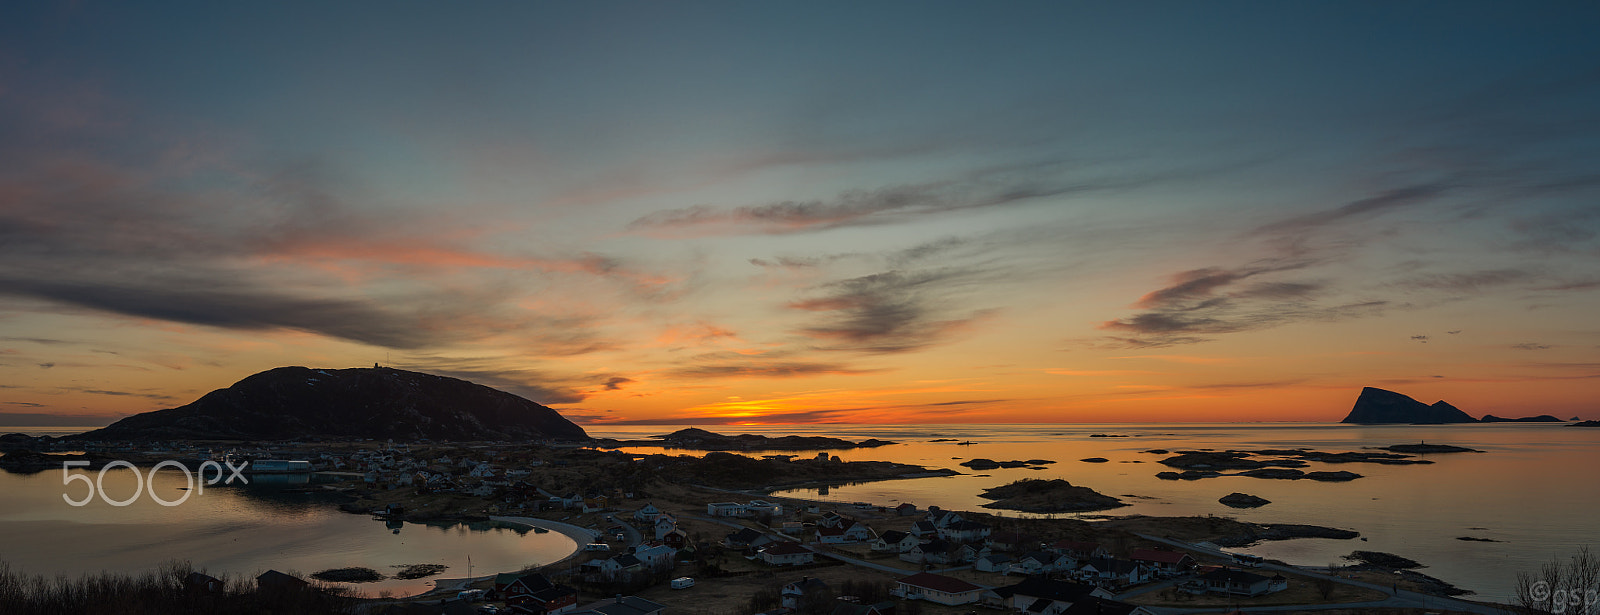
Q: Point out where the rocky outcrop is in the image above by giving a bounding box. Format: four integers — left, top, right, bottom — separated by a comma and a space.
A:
977, 478, 1127, 513
1219, 492, 1271, 508
1340, 387, 1478, 424
69, 367, 589, 442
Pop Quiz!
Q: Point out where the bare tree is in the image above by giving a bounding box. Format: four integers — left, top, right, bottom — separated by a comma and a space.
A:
1512, 547, 1599, 615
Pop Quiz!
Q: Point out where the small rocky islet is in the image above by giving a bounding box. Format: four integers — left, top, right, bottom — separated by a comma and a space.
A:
977, 478, 1128, 513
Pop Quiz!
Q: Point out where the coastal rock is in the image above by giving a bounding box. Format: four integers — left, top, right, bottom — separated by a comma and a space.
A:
960, 458, 1054, 470
977, 478, 1127, 513
312, 567, 385, 583
1382, 443, 1480, 454
1456, 536, 1502, 542
69, 366, 589, 442
1236, 468, 1305, 480
1341, 387, 1478, 424
1156, 470, 1220, 480
1158, 451, 1265, 470
674, 451, 958, 490
1570, 420, 1600, 427
1343, 550, 1423, 569
391, 563, 449, 579
1219, 492, 1271, 508
1305, 470, 1362, 481
1080, 457, 1109, 463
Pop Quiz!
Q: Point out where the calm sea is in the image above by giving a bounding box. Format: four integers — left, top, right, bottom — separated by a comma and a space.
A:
590, 422, 1600, 602
4, 423, 1593, 602
0, 446, 574, 596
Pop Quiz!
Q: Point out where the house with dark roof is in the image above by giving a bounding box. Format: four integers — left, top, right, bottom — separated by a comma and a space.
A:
1050, 540, 1109, 561
986, 577, 1112, 612
567, 595, 665, 615
759, 541, 816, 566
1197, 568, 1288, 596
976, 553, 1014, 573
873, 529, 919, 553
782, 576, 831, 609
502, 572, 578, 613
1076, 557, 1152, 587
832, 601, 895, 615
254, 570, 308, 592
1010, 550, 1073, 574
1130, 548, 1196, 574
1059, 595, 1158, 615
939, 519, 992, 542
184, 572, 224, 593
894, 572, 983, 605
723, 526, 767, 549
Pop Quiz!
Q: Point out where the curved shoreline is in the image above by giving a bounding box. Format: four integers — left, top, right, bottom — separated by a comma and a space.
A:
489, 516, 598, 566
394, 517, 595, 601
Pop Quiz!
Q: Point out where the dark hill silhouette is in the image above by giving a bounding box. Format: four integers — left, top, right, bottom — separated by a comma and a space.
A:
1340, 387, 1477, 424
1478, 414, 1565, 423
69, 366, 588, 442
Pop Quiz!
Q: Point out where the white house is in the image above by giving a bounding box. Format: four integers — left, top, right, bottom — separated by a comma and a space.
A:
927, 510, 964, 528
758, 542, 815, 566
633, 544, 676, 569
819, 522, 876, 544
938, 520, 992, 542
872, 530, 920, 553
1077, 558, 1152, 586
632, 503, 661, 522
746, 500, 784, 516
894, 572, 983, 606
975, 553, 1013, 573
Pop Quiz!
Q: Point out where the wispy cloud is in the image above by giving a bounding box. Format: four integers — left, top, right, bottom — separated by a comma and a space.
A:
791, 269, 997, 353
665, 361, 882, 379
627, 160, 1181, 236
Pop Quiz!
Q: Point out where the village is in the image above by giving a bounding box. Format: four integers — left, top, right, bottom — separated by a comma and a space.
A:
51, 437, 1435, 615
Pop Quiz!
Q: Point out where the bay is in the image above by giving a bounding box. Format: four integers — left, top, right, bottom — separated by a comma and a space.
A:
591, 422, 1600, 603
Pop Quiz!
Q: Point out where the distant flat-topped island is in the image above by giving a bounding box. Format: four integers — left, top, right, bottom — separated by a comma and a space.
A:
590, 427, 897, 451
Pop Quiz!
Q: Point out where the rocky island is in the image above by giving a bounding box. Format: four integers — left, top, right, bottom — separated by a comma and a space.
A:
1219, 492, 1271, 508
591, 427, 895, 451
977, 478, 1127, 513
1341, 387, 1478, 424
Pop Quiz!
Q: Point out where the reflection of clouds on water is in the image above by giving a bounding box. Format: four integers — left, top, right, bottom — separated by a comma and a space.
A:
0, 469, 575, 597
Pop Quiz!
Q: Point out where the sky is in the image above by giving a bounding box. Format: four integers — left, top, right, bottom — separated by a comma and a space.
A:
2, 2, 1598, 426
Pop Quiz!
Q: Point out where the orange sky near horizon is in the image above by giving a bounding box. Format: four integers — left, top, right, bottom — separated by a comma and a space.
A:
2, 4, 1598, 426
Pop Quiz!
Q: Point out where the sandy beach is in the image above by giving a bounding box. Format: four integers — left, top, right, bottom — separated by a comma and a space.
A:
489, 516, 598, 565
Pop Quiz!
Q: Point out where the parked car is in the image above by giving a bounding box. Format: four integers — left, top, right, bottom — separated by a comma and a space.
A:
671, 577, 695, 589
